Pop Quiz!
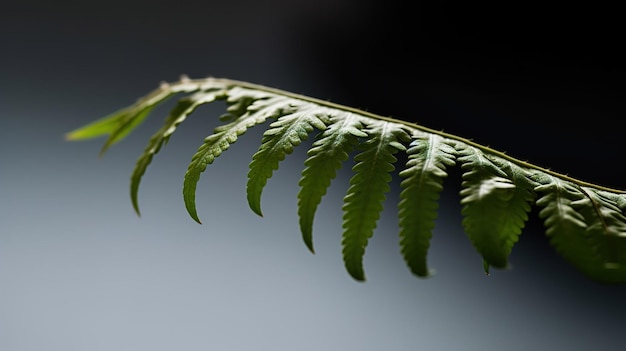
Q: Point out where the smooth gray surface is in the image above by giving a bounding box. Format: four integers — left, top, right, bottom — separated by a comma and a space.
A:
2, 1, 625, 350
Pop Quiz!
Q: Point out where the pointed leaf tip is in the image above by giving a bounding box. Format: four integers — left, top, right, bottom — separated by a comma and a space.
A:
248, 201, 264, 217
347, 268, 366, 282
302, 232, 315, 254
184, 198, 202, 224
483, 260, 490, 275
132, 199, 141, 217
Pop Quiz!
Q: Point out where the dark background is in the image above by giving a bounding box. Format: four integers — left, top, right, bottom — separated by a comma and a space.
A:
299, 1, 623, 187
2, 1, 624, 350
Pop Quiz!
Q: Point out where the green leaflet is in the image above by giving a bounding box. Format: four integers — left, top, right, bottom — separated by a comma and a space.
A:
247, 104, 327, 217
66, 77, 216, 155
534, 175, 626, 284
183, 89, 295, 223
458, 146, 536, 272
131, 89, 223, 215
65, 106, 132, 141
67, 76, 626, 284
298, 113, 367, 253
341, 121, 411, 281
398, 133, 457, 277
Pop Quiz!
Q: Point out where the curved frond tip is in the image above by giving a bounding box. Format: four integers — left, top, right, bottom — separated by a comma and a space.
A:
67, 76, 626, 284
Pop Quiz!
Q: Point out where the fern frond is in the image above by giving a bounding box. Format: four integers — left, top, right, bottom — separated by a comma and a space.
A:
183, 87, 291, 223
131, 90, 224, 215
66, 77, 213, 155
65, 107, 131, 141
398, 133, 458, 277
341, 121, 411, 281
298, 113, 367, 253
247, 104, 328, 217
534, 175, 626, 283
67, 76, 626, 284
458, 146, 537, 273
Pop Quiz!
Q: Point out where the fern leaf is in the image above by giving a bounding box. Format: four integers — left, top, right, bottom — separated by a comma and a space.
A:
131, 90, 223, 215
70, 103, 155, 155
398, 133, 458, 277
246, 104, 327, 217
535, 175, 626, 283
65, 107, 132, 141
68, 76, 626, 284
183, 89, 293, 223
298, 113, 367, 253
341, 121, 411, 281
65, 76, 228, 154
458, 146, 536, 272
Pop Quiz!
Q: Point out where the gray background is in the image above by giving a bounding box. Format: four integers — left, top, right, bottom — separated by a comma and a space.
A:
2, 1, 625, 350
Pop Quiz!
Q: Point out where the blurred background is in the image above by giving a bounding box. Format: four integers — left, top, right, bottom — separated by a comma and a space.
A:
1, 1, 624, 350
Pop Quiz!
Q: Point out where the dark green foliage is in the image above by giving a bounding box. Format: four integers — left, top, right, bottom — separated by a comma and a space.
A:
247, 105, 327, 217
340, 121, 411, 280
298, 114, 367, 253
398, 134, 457, 277
534, 175, 626, 283
458, 146, 536, 273
67, 76, 626, 284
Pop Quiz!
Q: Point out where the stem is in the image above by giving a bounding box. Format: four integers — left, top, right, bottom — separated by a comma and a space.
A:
164, 76, 626, 194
